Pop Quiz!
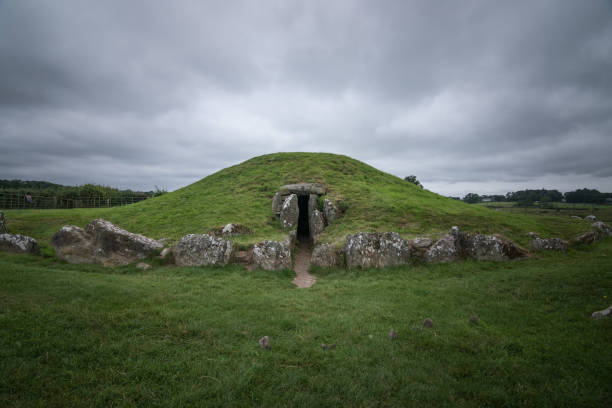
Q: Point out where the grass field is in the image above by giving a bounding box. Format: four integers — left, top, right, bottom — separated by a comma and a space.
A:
1, 153, 596, 253
2, 240, 611, 407
477, 202, 612, 222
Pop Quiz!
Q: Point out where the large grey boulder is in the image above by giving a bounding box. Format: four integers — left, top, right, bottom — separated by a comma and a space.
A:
412, 237, 434, 259
530, 237, 567, 252
0, 234, 40, 255
51, 219, 163, 266
280, 194, 299, 231
574, 231, 597, 245
460, 233, 526, 261
253, 240, 291, 270
575, 222, 612, 245
311, 243, 342, 268
425, 227, 461, 263
345, 232, 411, 269
173, 234, 233, 267
0, 212, 7, 234
322, 199, 338, 225
51, 226, 96, 263
585, 215, 597, 221
85, 219, 163, 265
591, 221, 612, 239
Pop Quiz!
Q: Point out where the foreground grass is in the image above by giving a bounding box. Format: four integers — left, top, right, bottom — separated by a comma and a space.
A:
2, 241, 611, 407
2, 153, 593, 251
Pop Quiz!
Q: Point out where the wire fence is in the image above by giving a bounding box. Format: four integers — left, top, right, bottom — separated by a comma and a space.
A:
0, 192, 151, 210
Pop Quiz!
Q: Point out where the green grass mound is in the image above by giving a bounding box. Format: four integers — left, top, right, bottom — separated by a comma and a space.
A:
4, 152, 593, 253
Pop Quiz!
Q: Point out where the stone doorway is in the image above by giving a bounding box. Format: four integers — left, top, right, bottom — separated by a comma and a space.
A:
297, 195, 310, 239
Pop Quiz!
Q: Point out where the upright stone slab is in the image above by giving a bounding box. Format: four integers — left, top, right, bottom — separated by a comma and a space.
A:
322, 199, 338, 225
310, 209, 325, 239
345, 232, 411, 269
0, 234, 40, 255
0, 211, 7, 234
271, 192, 284, 216
280, 194, 299, 230
253, 240, 291, 270
173, 234, 233, 266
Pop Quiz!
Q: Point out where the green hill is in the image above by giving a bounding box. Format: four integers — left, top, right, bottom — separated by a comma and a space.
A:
3, 152, 592, 252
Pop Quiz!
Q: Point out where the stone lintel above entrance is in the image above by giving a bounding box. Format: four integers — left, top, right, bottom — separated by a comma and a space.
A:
278, 183, 326, 196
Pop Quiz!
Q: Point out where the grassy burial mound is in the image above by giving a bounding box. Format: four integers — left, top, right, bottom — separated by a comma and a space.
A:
3, 152, 594, 256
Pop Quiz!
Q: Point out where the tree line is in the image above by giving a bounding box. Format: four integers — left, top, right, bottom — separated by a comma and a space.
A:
0, 179, 167, 209
459, 188, 612, 204
402, 175, 611, 205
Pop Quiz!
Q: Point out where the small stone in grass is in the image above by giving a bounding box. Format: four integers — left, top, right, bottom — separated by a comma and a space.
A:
423, 318, 434, 328
591, 306, 612, 319
469, 315, 479, 325
259, 336, 271, 350
321, 343, 336, 350
136, 262, 151, 270
388, 329, 398, 340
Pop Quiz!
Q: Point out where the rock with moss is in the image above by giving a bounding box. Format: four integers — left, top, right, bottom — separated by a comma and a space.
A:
51, 225, 96, 263
280, 194, 299, 231
173, 234, 233, 267
253, 240, 291, 270
51, 219, 163, 266
425, 227, 461, 263
412, 237, 433, 259
345, 232, 411, 269
575, 231, 597, 245
311, 243, 343, 268
591, 221, 612, 239
0, 234, 40, 255
460, 233, 526, 261
530, 237, 567, 252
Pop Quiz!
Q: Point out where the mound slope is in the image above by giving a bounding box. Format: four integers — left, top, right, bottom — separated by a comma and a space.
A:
4, 152, 591, 250
103, 152, 587, 247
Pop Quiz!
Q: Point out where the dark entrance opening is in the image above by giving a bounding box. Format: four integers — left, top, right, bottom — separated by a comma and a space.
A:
297, 195, 310, 239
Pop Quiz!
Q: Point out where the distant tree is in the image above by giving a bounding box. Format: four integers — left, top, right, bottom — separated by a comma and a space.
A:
462, 193, 482, 203
564, 188, 605, 204
506, 189, 563, 204
404, 175, 423, 188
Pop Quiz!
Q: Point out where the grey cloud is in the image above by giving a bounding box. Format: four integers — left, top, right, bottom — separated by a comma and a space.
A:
1, 0, 611, 195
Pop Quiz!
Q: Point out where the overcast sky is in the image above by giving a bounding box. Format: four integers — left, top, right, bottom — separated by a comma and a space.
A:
1, 0, 611, 196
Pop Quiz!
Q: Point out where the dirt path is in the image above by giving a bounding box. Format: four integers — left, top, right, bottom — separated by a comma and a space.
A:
292, 240, 316, 288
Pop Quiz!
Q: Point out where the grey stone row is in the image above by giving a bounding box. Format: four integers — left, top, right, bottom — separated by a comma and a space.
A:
528, 221, 612, 252
310, 227, 527, 269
